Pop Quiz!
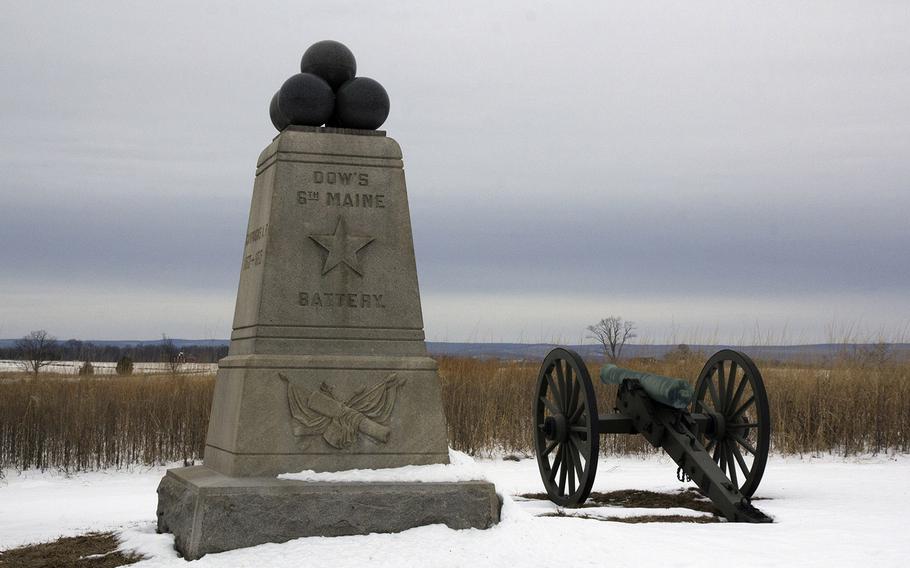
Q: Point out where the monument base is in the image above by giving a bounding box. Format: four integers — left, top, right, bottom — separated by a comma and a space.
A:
156, 466, 501, 560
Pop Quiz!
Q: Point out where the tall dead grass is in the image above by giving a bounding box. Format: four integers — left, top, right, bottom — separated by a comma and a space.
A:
0, 374, 211, 472
437, 354, 910, 457
1, 353, 907, 471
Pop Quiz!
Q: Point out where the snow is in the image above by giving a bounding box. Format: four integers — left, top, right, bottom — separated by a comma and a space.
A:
2, 454, 909, 567
0, 360, 217, 375
278, 449, 487, 483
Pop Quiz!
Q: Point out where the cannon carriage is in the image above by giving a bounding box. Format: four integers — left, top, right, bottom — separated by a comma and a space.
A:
533, 348, 771, 522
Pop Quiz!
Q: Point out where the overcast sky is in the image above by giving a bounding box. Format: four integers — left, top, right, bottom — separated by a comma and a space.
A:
1, 1, 908, 344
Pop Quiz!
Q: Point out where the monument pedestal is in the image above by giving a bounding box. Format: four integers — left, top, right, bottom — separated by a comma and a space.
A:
156, 127, 499, 559
158, 467, 499, 560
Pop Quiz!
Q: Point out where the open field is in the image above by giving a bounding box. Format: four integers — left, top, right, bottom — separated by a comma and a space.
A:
0, 374, 212, 471
1, 353, 907, 471
0, 360, 218, 376
1, 454, 908, 567
437, 354, 910, 457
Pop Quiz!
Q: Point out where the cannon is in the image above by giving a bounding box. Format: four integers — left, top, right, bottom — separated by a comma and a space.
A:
533, 348, 771, 522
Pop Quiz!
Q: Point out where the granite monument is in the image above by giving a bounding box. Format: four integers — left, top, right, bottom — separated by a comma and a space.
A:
156, 42, 499, 559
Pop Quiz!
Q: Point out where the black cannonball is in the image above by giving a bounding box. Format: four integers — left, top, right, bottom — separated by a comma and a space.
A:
300, 40, 356, 91
335, 77, 390, 130
325, 110, 341, 128
277, 73, 334, 127
269, 91, 290, 131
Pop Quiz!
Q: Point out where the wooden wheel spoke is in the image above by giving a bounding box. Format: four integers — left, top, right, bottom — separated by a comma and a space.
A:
572, 426, 591, 450
705, 374, 722, 410
731, 443, 751, 478
558, 446, 568, 494
729, 372, 750, 414
568, 375, 580, 417
725, 362, 738, 411
705, 438, 717, 453
725, 443, 738, 489
716, 362, 727, 412
545, 370, 561, 408
718, 441, 727, 473
711, 442, 721, 464
731, 432, 757, 455
565, 445, 576, 494
554, 361, 567, 411
729, 421, 759, 429
540, 396, 560, 416
569, 400, 586, 424
542, 439, 558, 457
568, 436, 587, 479
569, 425, 589, 433
573, 439, 585, 474
731, 395, 755, 422
548, 445, 563, 483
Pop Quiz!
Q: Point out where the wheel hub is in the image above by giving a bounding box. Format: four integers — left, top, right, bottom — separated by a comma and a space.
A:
707, 409, 726, 439
543, 414, 568, 443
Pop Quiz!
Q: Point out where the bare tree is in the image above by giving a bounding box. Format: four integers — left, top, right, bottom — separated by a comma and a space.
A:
161, 334, 183, 375
587, 317, 637, 362
16, 330, 58, 378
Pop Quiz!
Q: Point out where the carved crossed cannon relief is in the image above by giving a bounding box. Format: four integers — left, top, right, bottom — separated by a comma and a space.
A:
279, 373, 407, 449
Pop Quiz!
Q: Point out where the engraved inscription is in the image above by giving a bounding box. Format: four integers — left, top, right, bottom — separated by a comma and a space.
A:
280, 373, 407, 449
326, 192, 385, 208
298, 292, 386, 308
242, 224, 268, 270
296, 190, 319, 204
297, 190, 385, 208
307, 216, 374, 276
245, 224, 269, 245
243, 249, 263, 270
313, 170, 369, 186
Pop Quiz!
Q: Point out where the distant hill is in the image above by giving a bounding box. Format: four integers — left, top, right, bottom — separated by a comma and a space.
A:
1, 338, 907, 363
426, 342, 910, 363
0, 338, 229, 349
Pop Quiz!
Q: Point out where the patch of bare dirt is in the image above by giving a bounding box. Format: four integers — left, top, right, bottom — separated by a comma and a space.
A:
587, 488, 720, 515
0, 532, 142, 568
539, 510, 720, 523
519, 488, 724, 522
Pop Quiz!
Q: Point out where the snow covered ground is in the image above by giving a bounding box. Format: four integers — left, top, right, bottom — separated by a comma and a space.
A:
1, 453, 908, 567
0, 360, 217, 375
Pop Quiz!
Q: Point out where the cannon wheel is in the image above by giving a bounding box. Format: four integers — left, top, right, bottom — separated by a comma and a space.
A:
693, 349, 770, 498
533, 348, 599, 507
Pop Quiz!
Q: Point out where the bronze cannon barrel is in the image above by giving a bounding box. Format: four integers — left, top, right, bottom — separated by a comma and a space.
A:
600, 364, 694, 409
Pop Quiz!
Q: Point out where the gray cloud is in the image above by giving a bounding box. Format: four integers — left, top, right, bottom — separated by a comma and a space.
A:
1, 1, 908, 342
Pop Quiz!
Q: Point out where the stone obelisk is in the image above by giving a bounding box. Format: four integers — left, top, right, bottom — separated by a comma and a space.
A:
156, 127, 499, 559
205, 127, 451, 475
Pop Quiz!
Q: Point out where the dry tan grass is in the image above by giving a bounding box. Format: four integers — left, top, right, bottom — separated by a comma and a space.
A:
0, 373, 211, 471
1, 352, 907, 471
437, 354, 910, 457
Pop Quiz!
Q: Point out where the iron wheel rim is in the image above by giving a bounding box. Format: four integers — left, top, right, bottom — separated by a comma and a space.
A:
533, 348, 599, 507
693, 349, 771, 498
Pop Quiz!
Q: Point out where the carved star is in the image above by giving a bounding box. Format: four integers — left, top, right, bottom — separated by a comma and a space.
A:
308, 216, 374, 276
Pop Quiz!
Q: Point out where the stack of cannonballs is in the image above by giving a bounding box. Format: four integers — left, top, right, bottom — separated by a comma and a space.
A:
269, 40, 390, 132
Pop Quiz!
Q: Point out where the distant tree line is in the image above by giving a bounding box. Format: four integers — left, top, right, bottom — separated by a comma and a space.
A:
0, 332, 228, 365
